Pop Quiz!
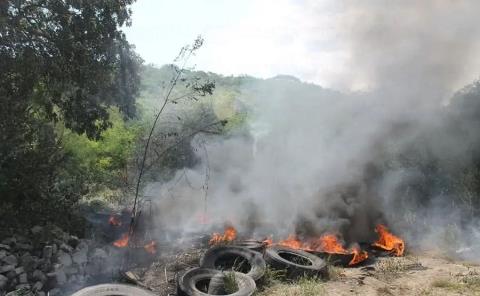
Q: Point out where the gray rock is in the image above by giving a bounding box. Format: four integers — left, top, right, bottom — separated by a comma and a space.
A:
72, 249, 87, 265
33, 280, 43, 291
68, 236, 80, 248
14, 266, 24, 274
19, 254, 34, 272
0, 244, 10, 251
92, 248, 107, 260
55, 269, 67, 285
52, 243, 58, 255
0, 250, 6, 260
42, 245, 53, 260
0, 274, 7, 290
18, 272, 27, 284
57, 251, 72, 267
37, 292, 46, 296
32, 269, 47, 283
59, 243, 73, 253
31, 225, 44, 235
15, 243, 33, 251
2, 255, 17, 266
48, 288, 61, 296
5, 270, 16, 279
11, 285, 32, 294
0, 264, 14, 274
1, 238, 15, 245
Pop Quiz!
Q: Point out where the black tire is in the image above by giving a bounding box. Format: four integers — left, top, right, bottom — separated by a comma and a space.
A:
264, 246, 327, 279
200, 246, 266, 281
233, 240, 266, 252
70, 284, 157, 296
177, 268, 256, 296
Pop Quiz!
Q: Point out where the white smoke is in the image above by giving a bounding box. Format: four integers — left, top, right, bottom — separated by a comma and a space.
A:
147, 1, 480, 259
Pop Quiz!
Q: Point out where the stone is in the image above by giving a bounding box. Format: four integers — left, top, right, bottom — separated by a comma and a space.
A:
92, 248, 107, 260
37, 292, 46, 296
0, 244, 10, 251
32, 281, 43, 291
11, 285, 32, 294
0, 250, 6, 260
15, 243, 33, 251
68, 236, 80, 248
0, 264, 14, 273
19, 254, 35, 272
48, 288, 61, 296
2, 255, 18, 266
32, 269, 47, 283
14, 266, 24, 274
42, 245, 53, 260
52, 243, 58, 255
1, 238, 15, 245
57, 251, 72, 267
55, 269, 67, 285
31, 225, 44, 235
72, 249, 87, 265
59, 243, 73, 253
0, 274, 7, 290
6, 270, 16, 279
18, 273, 27, 284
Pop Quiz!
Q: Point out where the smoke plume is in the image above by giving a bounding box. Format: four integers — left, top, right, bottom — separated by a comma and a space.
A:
148, 1, 480, 259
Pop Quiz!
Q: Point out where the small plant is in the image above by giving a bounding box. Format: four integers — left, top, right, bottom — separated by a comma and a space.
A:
297, 276, 326, 296
224, 271, 239, 294
326, 264, 344, 280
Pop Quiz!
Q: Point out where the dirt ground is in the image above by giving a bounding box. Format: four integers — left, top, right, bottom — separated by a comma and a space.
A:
130, 248, 480, 296
322, 254, 480, 296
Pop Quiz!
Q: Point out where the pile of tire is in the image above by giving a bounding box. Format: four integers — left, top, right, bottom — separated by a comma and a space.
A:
177, 243, 328, 296
70, 242, 328, 296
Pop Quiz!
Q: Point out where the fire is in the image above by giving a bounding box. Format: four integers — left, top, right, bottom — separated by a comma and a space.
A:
209, 226, 237, 245
350, 245, 369, 266
113, 233, 129, 248
278, 235, 304, 250
372, 224, 405, 256
313, 234, 348, 254
277, 233, 368, 266
144, 241, 157, 254
263, 237, 273, 246
108, 215, 122, 226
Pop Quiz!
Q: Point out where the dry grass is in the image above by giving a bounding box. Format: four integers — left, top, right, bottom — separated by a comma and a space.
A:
376, 286, 394, 295
431, 270, 480, 294
326, 265, 344, 281
255, 277, 326, 296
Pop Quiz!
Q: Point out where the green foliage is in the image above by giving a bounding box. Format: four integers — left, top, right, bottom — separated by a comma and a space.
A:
62, 108, 141, 192
0, 0, 140, 229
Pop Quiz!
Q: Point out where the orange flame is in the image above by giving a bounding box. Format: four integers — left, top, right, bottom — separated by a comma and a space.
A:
113, 233, 129, 248
263, 237, 273, 246
108, 215, 122, 226
278, 233, 368, 266
144, 241, 157, 254
350, 245, 369, 265
372, 224, 405, 256
209, 226, 237, 245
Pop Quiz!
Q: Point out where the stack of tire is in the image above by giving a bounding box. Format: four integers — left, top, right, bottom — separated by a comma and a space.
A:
70, 241, 328, 296
177, 241, 327, 296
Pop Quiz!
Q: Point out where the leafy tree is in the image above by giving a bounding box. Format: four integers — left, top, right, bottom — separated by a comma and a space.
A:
0, 0, 141, 227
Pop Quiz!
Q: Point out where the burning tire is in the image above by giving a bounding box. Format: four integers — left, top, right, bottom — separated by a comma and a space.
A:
70, 283, 156, 296
264, 246, 327, 279
233, 240, 267, 252
177, 268, 256, 296
200, 246, 266, 281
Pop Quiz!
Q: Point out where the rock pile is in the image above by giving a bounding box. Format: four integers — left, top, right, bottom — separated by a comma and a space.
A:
0, 225, 125, 296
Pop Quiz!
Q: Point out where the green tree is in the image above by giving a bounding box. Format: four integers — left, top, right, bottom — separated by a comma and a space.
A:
0, 0, 141, 227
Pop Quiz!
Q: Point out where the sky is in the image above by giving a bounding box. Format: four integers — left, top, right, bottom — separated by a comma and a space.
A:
124, 0, 350, 89
124, 0, 480, 93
